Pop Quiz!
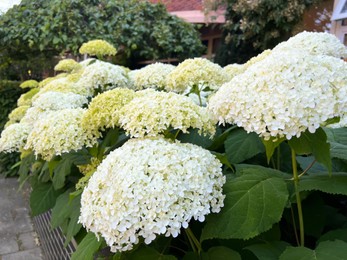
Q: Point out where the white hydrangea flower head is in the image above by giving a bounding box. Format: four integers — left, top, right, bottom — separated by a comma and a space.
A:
0, 123, 31, 153
32, 91, 88, 111
54, 59, 81, 72
79, 39, 117, 57
243, 49, 272, 68
20, 107, 48, 127
208, 50, 347, 140
8, 105, 30, 123
25, 108, 98, 160
273, 31, 347, 58
79, 137, 225, 252
76, 60, 130, 95
119, 90, 216, 138
82, 88, 136, 132
132, 63, 175, 90
165, 58, 230, 93
79, 58, 96, 68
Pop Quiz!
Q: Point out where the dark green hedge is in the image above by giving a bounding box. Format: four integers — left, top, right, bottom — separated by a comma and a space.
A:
0, 80, 23, 176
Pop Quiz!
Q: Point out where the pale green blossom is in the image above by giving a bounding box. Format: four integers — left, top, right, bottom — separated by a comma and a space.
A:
82, 88, 136, 132
20, 80, 39, 89
54, 59, 82, 72
166, 58, 229, 93
119, 90, 216, 138
79, 39, 117, 57
25, 108, 98, 160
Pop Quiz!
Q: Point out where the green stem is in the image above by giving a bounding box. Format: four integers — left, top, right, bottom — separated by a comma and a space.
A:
174, 129, 181, 139
185, 229, 197, 253
276, 145, 281, 170
197, 91, 203, 106
186, 227, 202, 254
291, 148, 305, 246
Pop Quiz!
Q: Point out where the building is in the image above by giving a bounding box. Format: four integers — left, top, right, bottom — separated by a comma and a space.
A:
149, 0, 226, 60
331, 0, 347, 45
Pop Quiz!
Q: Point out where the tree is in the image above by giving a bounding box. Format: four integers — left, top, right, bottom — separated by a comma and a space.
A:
0, 0, 204, 80
212, 0, 318, 65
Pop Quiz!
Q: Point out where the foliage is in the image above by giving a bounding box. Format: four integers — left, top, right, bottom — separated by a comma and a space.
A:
0, 0, 204, 80
214, 0, 317, 65
1, 33, 347, 259
0, 80, 23, 176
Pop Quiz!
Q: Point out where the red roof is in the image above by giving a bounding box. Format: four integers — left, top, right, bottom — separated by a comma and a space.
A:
149, 0, 204, 12
149, 0, 225, 23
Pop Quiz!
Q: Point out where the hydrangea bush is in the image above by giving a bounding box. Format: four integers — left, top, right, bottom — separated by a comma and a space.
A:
1, 34, 347, 259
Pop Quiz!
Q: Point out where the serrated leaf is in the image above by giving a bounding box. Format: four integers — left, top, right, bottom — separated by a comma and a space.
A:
324, 127, 347, 145
330, 142, 347, 160
71, 232, 102, 260
318, 228, 347, 244
178, 128, 214, 149
201, 168, 289, 241
262, 137, 285, 163
288, 128, 331, 173
30, 182, 62, 216
225, 128, 264, 164
205, 246, 241, 260
126, 246, 176, 260
279, 240, 347, 260
298, 172, 347, 195
245, 241, 289, 260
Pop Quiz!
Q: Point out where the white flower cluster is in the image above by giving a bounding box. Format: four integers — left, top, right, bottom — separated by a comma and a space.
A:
76, 60, 130, 94
131, 63, 175, 90
31, 91, 88, 111
119, 90, 216, 138
166, 58, 230, 93
25, 108, 98, 160
208, 50, 347, 140
273, 31, 347, 58
79, 138, 225, 252
0, 123, 31, 153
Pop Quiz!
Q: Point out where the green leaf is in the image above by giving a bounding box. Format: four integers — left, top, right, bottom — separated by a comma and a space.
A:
318, 228, 347, 244
262, 136, 285, 163
201, 167, 289, 241
126, 246, 176, 260
225, 128, 264, 164
30, 182, 63, 216
279, 240, 347, 260
330, 142, 347, 160
52, 157, 73, 190
208, 125, 237, 151
324, 127, 347, 145
205, 246, 241, 260
298, 172, 347, 195
245, 241, 290, 260
71, 232, 103, 260
178, 128, 215, 149
288, 128, 331, 173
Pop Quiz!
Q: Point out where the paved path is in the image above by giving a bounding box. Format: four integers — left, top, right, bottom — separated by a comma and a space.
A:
0, 175, 43, 260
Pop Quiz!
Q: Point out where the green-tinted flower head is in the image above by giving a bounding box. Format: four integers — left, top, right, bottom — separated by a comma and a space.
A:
25, 108, 99, 160
166, 58, 229, 93
17, 88, 40, 106
7, 105, 30, 124
54, 59, 82, 72
20, 79, 39, 89
82, 88, 136, 132
119, 90, 216, 138
79, 39, 117, 57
